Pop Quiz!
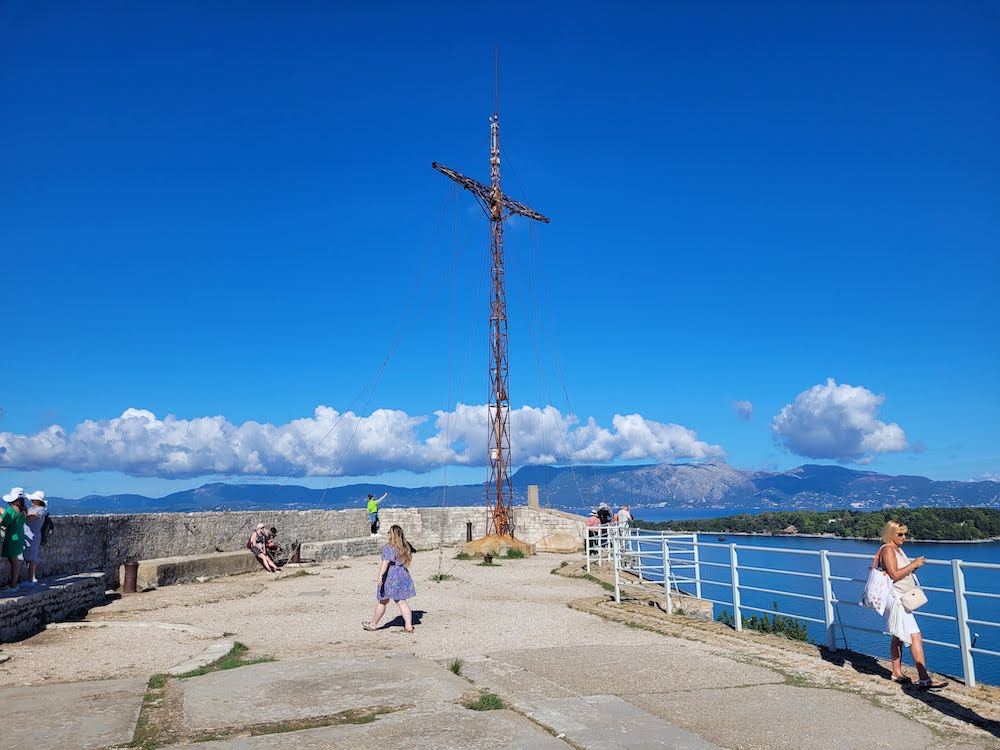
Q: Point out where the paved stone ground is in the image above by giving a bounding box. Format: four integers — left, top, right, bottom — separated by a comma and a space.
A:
0, 677, 147, 749
0, 552, 998, 749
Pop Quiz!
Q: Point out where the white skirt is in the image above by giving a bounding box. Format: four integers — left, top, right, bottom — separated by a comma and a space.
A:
883, 604, 920, 638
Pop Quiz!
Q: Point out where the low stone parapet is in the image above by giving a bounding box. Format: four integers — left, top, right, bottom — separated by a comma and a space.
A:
0, 572, 107, 643
301, 536, 381, 560
124, 550, 260, 590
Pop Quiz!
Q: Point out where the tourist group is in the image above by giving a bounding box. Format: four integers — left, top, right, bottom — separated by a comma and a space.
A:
1, 487, 52, 590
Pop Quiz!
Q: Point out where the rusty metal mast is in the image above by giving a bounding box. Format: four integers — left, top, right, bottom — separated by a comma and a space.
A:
432, 109, 549, 537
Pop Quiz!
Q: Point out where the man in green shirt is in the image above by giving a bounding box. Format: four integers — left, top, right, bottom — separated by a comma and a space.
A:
367, 492, 387, 536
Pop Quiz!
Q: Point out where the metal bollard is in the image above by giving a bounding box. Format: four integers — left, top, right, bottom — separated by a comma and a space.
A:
122, 561, 139, 594
466, 521, 473, 542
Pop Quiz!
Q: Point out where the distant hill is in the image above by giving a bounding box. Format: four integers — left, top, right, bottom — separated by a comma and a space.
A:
47, 461, 1000, 515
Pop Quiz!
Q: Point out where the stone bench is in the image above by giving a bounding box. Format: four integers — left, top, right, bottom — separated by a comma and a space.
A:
122, 550, 261, 591
123, 537, 382, 590
0, 572, 107, 643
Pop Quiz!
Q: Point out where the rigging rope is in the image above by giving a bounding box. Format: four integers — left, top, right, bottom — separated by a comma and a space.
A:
501, 143, 602, 513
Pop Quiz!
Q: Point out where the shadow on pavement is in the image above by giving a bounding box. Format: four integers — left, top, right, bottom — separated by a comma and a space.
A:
820, 647, 1000, 739
379, 609, 425, 630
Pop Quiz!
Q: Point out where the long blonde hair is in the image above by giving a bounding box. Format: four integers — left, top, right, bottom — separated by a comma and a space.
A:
387, 525, 412, 567
881, 519, 908, 545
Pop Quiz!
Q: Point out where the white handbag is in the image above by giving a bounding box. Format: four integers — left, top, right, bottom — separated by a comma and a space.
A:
860, 547, 894, 616
900, 579, 928, 612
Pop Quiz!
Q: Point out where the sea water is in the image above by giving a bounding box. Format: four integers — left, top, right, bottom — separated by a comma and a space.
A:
622, 507, 1000, 686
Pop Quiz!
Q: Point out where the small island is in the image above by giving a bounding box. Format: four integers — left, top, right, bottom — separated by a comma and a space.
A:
635, 507, 1000, 541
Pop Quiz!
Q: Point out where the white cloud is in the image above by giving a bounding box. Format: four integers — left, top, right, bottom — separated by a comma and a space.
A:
771, 379, 909, 463
0, 405, 724, 479
732, 400, 753, 421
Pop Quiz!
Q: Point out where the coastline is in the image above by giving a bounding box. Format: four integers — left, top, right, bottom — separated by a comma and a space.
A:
642, 529, 1000, 544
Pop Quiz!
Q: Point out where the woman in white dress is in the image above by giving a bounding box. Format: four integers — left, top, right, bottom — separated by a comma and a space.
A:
878, 520, 946, 689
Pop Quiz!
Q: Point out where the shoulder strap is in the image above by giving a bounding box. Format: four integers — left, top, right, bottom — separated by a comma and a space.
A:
872, 544, 888, 570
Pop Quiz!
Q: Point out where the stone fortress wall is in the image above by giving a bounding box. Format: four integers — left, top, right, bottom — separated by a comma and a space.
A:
3, 500, 586, 588
3, 508, 370, 588
379, 505, 587, 549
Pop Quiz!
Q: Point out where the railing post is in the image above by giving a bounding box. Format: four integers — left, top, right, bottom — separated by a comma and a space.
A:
612, 527, 622, 603
953, 560, 976, 688
820, 550, 836, 651
585, 528, 592, 573
661, 539, 673, 615
729, 544, 742, 631
635, 529, 644, 581
692, 534, 702, 599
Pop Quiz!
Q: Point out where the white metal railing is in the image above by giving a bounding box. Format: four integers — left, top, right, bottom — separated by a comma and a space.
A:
585, 526, 1000, 688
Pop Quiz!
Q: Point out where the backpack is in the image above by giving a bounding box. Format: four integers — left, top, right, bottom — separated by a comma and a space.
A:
40, 515, 55, 546
597, 507, 612, 524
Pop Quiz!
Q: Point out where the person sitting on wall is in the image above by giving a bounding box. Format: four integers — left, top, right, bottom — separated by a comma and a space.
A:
264, 526, 283, 564
247, 523, 281, 573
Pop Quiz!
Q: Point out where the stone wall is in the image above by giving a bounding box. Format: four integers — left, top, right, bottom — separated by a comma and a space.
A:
0, 506, 586, 588
0, 573, 106, 643
377, 506, 587, 549
5, 509, 370, 588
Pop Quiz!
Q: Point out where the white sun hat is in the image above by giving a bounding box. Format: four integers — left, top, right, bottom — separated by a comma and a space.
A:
3, 487, 26, 504
27, 490, 47, 505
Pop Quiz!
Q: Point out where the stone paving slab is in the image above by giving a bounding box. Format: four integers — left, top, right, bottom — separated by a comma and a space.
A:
462, 657, 719, 749
527, 694, 721, 750
167, 639, 235, 675
462, 656, 577, 701
180, 655, 470, 730
496, 644, 784, 695
625, 682, 937, 750
0, 676, 147, 750
161, 702, 569, 749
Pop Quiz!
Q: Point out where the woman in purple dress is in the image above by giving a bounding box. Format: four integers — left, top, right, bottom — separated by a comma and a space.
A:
363, 524, 416, 633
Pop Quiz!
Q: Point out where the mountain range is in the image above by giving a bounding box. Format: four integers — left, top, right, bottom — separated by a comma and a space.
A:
47, 461, 1000, 515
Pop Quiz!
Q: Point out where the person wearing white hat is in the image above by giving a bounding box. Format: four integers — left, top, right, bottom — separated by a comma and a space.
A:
1, 487, 28, 589
22, 491, 48, 586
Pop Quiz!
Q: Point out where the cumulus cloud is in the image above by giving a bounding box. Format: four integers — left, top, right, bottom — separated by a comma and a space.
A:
771, 379, 909, 463
0, 405, 724, 479
732, 400, 753, 421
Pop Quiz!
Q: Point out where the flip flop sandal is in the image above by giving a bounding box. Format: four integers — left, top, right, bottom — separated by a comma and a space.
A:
890, 675, 912, 684
916, 678, 947, 689
362, 622, 379, 632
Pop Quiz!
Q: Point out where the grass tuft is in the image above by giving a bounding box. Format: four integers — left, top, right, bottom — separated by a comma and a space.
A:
278, 569, 312, 579
463, 691, 505, 711
454, 551, 472, 560
431, 573, 455, 582
581, 573, 615, 592
448, 657, 464, 676
500, 548, 526, 559
177, 642, 276, 679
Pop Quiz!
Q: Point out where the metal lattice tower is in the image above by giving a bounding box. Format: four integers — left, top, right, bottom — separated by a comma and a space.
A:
433, 112, 549, 537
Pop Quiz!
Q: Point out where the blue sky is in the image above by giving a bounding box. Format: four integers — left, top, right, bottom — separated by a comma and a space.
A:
2, 1, 998, 499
